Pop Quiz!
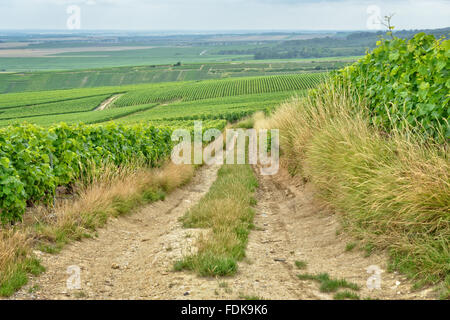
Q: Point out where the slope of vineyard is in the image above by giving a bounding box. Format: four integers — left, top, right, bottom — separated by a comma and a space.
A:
0, 88, 124, 109
0, 104, 159, 127
0, 69, 326, 225
0, 76, 319, 128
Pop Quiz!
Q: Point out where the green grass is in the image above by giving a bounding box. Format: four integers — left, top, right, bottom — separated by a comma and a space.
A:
437, 275, 450, 300
174, 163, 258, 277
364, 243, 375, 257
28, 284, 40, 294
297, 273, 359, 293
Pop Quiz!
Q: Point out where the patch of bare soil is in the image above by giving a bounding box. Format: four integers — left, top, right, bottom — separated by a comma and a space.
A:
10, 164, 435, 300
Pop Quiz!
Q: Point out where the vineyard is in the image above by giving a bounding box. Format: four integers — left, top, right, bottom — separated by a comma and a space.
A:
113, 73, 325, 106
0, 95, 112, 121
0, 104, 159, 127
0, 123, 172, 223
116, 91, 300, 124
338, 32, 449, 141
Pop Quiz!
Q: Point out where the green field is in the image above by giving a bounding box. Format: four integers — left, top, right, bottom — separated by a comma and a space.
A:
0, 70, 324, 222
112, 73, 324, 106
116, 91, 302, 124
0, 73, 323, 128
1, 26, 448, 300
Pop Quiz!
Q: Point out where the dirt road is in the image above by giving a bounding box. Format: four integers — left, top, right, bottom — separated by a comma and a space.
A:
12, 164, 433, 300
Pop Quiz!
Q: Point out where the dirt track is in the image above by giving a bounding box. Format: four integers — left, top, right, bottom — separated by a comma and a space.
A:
12, 164, 434, 300
95, 94, 123, 111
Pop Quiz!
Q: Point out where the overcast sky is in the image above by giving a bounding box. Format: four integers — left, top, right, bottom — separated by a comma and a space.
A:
0, 0, 449, 31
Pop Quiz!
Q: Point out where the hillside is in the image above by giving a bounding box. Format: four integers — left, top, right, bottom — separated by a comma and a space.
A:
0, 29, 448, 302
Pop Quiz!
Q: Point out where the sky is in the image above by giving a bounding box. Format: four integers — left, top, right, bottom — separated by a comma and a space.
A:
0, 0, 449, 31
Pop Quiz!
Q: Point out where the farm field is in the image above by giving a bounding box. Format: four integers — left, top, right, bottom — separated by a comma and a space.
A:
115, 91, 301, 124
0, 32, 367, 73
0, 71, 321, 227
0, 60, 344, 93
0, 45, 251, 71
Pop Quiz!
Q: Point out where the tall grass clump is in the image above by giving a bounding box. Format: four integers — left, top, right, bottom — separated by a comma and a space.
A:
266, 79, 449, 292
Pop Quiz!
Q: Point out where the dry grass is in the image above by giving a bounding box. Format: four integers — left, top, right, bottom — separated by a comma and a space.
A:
263, 80, 450, 295
0, 161, 194, 296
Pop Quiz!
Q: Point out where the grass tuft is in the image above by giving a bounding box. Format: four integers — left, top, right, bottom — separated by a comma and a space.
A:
175, 162, 258, 276
345, 242, 357, 252
0, 258, 45, 297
